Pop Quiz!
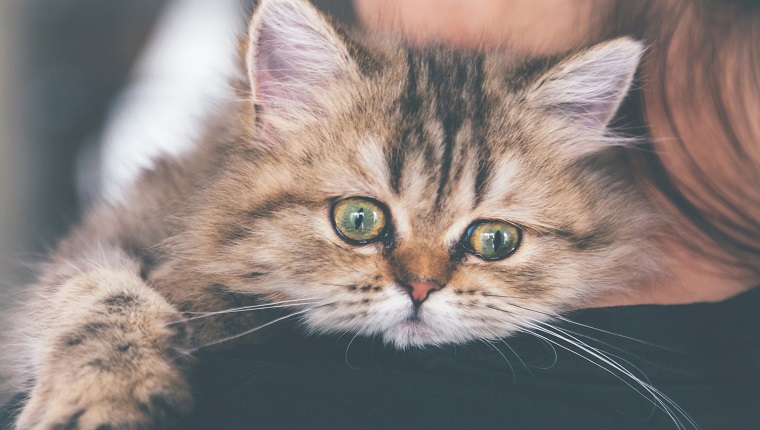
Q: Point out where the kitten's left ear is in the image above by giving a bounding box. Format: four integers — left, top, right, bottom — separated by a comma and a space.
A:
528, 38, 644, 131
245, 0, 358, 122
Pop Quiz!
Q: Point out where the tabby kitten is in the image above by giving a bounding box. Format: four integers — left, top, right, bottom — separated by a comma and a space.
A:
5, 0, 660, 427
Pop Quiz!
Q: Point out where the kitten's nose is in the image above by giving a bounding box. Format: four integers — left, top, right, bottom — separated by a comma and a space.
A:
405, 280, 442, 305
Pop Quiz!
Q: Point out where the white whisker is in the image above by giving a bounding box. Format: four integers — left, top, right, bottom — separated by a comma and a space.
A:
344, 319, 375, 370
478, 337, 516, 385
482, 326, 536, 378
189, 306, 321, 353
551, 314, 683, 353
169, 298, 320, 325
523, 320, 698, 430
483, 297, 681, 352
544, 323, 657, 369
478, 303, 697, 429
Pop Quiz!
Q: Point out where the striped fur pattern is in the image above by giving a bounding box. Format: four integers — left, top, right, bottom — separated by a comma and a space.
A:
3, 0, 662, 427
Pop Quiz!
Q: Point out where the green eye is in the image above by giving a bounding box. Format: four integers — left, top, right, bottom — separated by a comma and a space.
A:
464, 220, 520, 260
332, 197, 389, 244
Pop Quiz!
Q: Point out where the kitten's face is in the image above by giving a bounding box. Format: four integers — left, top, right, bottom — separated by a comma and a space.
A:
185, 0, 659, 348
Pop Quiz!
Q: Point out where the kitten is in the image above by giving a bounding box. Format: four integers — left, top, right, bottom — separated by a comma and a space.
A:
4, 0, 661, 427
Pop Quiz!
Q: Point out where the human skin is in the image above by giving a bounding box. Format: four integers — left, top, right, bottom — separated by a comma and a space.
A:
353, 0, 760, 307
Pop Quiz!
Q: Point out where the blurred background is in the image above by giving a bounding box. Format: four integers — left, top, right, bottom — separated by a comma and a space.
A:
0, 0, 167, 293
0, 0, 355, 299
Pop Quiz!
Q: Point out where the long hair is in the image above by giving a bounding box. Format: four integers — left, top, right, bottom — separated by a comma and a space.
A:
601, 0, 760, 278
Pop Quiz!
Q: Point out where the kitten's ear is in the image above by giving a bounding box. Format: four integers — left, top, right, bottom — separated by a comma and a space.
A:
246, 0, 358, 120
528, 38, 643, 131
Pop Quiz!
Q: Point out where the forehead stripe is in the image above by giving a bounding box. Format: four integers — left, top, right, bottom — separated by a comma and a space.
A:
388, 50, 424, 194
428, 53, 468, 208
471, 55, 492, 206
388, 49, 491, 206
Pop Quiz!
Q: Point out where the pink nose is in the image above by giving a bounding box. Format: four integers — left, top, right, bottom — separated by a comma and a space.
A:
406, 280, 442, 304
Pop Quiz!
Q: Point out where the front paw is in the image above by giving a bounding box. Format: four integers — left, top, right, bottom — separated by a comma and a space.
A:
16, 324, 193, 430
13, 269, 196, 429
15, 368, 193, 430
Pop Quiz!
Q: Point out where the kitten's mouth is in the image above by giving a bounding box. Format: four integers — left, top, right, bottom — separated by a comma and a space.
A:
397, 317, 429, 332
390, 316, 439, 347
400, 308, 432, 329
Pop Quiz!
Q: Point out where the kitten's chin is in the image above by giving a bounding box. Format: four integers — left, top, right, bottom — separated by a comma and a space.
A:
384, 318, 439, 349
382, 314, 475, 349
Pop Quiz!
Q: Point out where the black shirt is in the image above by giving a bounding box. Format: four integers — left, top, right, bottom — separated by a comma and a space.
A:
3, 287, 759, 429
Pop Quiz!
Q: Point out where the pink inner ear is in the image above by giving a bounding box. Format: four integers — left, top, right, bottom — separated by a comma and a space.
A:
531, 39, 643, 132
551, 70, 631, 130
251, 24, 302, 110
246, 0, 355, 116
252, 53, 286, 111
541, 67, 635, 131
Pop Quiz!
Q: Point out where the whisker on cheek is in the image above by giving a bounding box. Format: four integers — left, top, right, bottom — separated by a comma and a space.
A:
523, 322, 697, 430
166, 298, 322, 325
479, 292, 524, 300
482, 299, 676, 352
473, 303, 696, 429
185, 302, 335, 354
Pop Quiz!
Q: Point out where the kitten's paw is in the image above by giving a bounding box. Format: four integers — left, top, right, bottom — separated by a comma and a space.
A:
15, 272, 195, 429
15, 372, 192, 430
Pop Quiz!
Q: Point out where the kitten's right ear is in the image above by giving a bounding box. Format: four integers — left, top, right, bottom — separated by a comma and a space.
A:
527, 38, 644, 133
246, 0, 359, 123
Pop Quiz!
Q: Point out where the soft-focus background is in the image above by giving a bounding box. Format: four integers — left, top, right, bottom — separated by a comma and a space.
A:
0, 1, 167, 296
0, 0, 354, 303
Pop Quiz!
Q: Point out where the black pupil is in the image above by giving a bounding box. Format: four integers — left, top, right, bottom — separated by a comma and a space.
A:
493, 229, 503, 251
354, 208, 365, 230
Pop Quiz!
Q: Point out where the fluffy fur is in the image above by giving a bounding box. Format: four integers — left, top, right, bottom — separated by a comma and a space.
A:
2, 0, 661, 427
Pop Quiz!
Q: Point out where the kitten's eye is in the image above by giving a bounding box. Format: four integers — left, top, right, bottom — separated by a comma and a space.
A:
463, 220, 521, 260
331, 197, 389, 244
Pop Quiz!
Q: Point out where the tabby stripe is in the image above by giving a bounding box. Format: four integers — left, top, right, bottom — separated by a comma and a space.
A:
246, 193, 317, 219
471, 55, 491, 206
387, 143, 404, 194
389, 50, 422, 193
430, 53, 467, 207
220, 193, 316, 246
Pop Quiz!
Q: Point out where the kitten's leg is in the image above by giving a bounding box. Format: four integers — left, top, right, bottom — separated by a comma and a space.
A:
15, 254, 193, 429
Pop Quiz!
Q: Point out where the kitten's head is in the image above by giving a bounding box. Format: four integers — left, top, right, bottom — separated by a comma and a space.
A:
183, 0, 659, 348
